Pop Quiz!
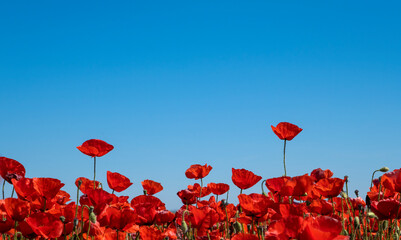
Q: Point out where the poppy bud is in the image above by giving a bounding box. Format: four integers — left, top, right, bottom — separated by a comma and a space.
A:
77, 180, 82, 188
354, 190, 359, 197
354, 216, 360, 228
60, 216, 66, 223
379, 167, 389, 172
181, 220, 188, 233
340, 191, 348, 199
367, 212, 378, 219
233, 221, 242, 233
89, 212, 97, 223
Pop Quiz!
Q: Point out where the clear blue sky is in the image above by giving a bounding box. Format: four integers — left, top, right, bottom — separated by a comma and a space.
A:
1, 1, 400, 209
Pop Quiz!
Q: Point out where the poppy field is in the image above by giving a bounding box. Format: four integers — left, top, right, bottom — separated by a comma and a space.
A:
1, 122, 400, 240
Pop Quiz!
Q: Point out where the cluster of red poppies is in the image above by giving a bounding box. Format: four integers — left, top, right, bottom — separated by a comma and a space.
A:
0, 122, 399, 239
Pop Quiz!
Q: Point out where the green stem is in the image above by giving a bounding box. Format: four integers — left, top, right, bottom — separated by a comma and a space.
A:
371, 170, 378, 189
283, 139, 287, 176
2, 180, 5, 199
93, 157, 96, 189
11, 187, 14, 198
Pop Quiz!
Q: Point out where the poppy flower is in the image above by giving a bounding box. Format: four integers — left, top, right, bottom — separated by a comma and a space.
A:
141, 179, 163, 195
232, 233, 260, 240
187, 183, 211, 198
131, 195, 165, 225
139, 226, 165, 240
371, 199, 401, 220
107, 171, 133, 193
232, 168, 262, 190
11, 178, 37, 201
185, 164, 213, 180
4, 198, 30, 222
75, 177, 101, 194
177, 189, 197, 205
25, 212, 64, 239
0, 157, 26, 184
238, 193, 273, 218
207, 182, 230, 195
271, 122, 303, 141
314, 178, 345, 198
77, 139, 114, 157
32, 177, 65, 201
381, 168, 401, 193
310, 168, 333, 182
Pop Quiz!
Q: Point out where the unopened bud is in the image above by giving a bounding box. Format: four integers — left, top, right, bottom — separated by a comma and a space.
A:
340, 191, 348, 199
379, 167, 389, 172
59, 216, 66, 223
367, 212, 378, 219
89, 212, 97, 223
354, 216, 360, 228
181, 220, 188, 233
233, 221, 242, 233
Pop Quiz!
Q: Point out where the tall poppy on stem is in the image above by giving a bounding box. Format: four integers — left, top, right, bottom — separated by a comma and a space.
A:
271, 122, 303, 176
77, 139, 114, 189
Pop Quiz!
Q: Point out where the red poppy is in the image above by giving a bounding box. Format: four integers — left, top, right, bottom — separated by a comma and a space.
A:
177, 189, 197, 205
381, 168, 401, 193
186, 205, 220, 235
32, 177, 65, 200
77, 139, 114, 157
0, 200, 14, 234
232, 168, 262, 190
238, 193, 273, 218
207, 182, 230, 195
271, 122, 303, 141
0, 157, 26, 184
185, 164, 213, 180
300, 216, 344, 240
107, 171, 133, 192
232, 233, 260, 240
75, 177, 101, 194
25, 212, 64, 239
139, 226, 165, 240
102, 206, 138, 232
310, 168, 334, 182
154, 210, 175, 225
371, 199, 401, 220
187, 183, 211, 198
11, 178, 37, 201
130, 195, 165, 225
141, 179, 163, 195
314, 178, 345, 198
4, 198, 30, 222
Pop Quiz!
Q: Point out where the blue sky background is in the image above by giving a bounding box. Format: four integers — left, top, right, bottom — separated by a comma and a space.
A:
1, 1, 400, 209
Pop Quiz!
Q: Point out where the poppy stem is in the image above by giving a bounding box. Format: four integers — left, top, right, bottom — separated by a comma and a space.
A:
283, 139, 287, 176
93, 157, 96, 189
10, 187, 14, 198
370, 170, 379, 189
2, 180, 5, 199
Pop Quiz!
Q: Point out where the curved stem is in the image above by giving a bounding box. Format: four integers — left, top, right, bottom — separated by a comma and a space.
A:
261, 180, 266, 195
283, 139, 287, 176
371, 170, 378, 189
